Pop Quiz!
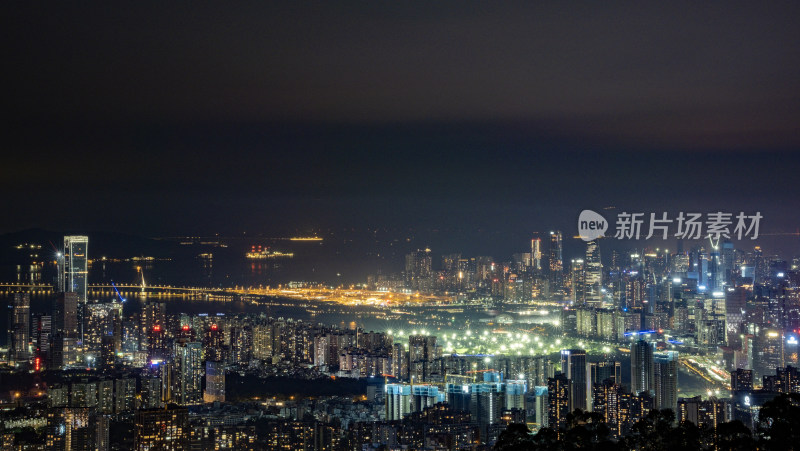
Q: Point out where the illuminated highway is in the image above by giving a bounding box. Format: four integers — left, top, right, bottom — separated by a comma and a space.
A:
680, 356, 731, 391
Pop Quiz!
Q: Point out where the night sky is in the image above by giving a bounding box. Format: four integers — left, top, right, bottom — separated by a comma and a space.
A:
3, 2, 799, 254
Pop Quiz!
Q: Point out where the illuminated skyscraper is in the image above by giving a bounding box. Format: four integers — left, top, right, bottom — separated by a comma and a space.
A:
590, 360, 622, 385
592, 379, 628, 439
411, 384, 441, 413
253, 323, 273, 361
60, 236, 88, 302
140, 301, 166, 352
754, 328, 784, 377
174, 342, 204, 405
548, 231, 564, 299
46, 407, 92, 451
392, 343, 408, 380
441, 253, 461, 283
386, 384, 411, 420
98, 379, 114, 414
54, 292, 78, 337
405, 249, 432, 291
561, 349, 589, 411
59, 236, 88, 344
532, 386, 549, 429
140, 376, 163, 409
570, 259, 585, 303
229, 324, 252, 364
33, 314, 52, 365
114, 378, 137, 414
147, 325, 167, 363
84, 302, 121, 358
697, 249, 709, 289
725, 287, 747, 338
408, 335, 437, 382
134, 405, 189, 450
204, 361, 226, 403
653, 351, 678, 412
730, 368, 753, 393
531, 237, 542, 272
721, 240, 735, 286
472, 381, 504, 436
203, 323, 225, 362
709, 250, 722, 292
753, 246, 765, 284
672, 252, 690, 273
678, 396, 727, 431
313, 334, 332, 367
504, 380, 527, 410
11, 292, 31, 361
446, 383, 472, 412
100, 335, 115, 370
630, 340, 654, 396
547, 374, 570, 437
52, 291, 79, 368
584, 240, 603, 305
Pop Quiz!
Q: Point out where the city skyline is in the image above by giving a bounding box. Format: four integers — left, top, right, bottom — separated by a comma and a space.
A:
1, 229, 799, 449
2, 2, 800, 450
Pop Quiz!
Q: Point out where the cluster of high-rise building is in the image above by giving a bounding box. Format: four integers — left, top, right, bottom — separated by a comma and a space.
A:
381, 236, 800, 380
379, 342, 673, 444
357, 234, 800, 445
376, 232, 605, 305
3, 231, 800, 449
9, 236, 91, 370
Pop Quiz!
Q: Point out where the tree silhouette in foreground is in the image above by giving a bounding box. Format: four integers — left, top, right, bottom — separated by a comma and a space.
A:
495, 395, 800, 450
757, 392, 800, 451
561, 409, 615, 450
621, 409, 702, 451
493, 423, 537, 451
715, 420, 755, 451
494, 410, 615, 451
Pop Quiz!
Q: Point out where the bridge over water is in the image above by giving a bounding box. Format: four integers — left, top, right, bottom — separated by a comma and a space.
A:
0, 282, 239, 298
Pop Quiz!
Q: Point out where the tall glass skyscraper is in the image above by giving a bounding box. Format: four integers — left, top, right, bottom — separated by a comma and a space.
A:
560, 348, 589, 411
53, 291, 79, 368
11, 292, 31, 361
584, 240, 603, 305
58, 236, 88, 344
549, 231, 564, 299
654, 351, 679, 412
174, 341, 204, 405
531, 237, 542, 272
547, 373, 570, 438
631, 340, 654, 396
59, 236, 89, 303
